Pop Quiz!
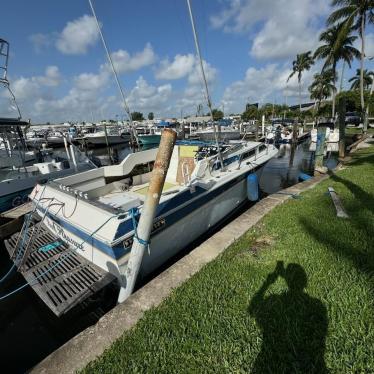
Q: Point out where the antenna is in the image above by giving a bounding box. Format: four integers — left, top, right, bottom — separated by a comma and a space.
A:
186, 0, 224, 170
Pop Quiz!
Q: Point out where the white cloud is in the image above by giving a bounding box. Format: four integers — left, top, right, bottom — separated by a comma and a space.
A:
36, 66, 61, 87
187, 59, 217, 85
354, 32, 374, 58
0, 66, 62, 118
56, 15, 99, 55
74, 70, 110, 91
155, 54, 195, 80
155, 54, 217, 85
29, 33, 52, 53
221, 63, 316, 113
211, 0, 330, 60
110, 43, 156, 73
127, 76, 173, 113
154, 53, 219, 115
9, 66, 62, 100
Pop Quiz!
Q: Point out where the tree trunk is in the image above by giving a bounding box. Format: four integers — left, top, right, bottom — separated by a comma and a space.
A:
338, 97, 346, 159
339, 61, 345, 93
299, 79, 301, 113
332, 63, 337, 119
364, 77, 374, 132
360, 16, 365, 112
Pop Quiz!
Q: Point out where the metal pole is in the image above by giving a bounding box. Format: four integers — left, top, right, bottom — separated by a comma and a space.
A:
186, 0, 224, 170
118, 129, 177, 303
69, 144, 78, 171
255, 120, 259, 141
88, 0, 137, 145
63, 136, 71, 160
103, 123, 112, 165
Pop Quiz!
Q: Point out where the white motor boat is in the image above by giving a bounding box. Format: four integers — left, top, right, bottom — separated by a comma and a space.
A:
195, 126, 241, 141
26, 130, 66, 148
26, 140, 277, 311
76, 128, 131, 147
309, 126, 339, 152
0, 119, 96, 212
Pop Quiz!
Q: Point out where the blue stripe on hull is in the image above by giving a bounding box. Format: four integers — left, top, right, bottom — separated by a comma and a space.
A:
43, 164, 264, 260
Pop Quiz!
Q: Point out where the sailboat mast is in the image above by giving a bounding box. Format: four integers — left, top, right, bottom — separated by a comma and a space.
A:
88, 0, 136, 143
186, 0, 224, 170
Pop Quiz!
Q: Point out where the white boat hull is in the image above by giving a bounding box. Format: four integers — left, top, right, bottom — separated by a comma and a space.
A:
78, 135, 130, 146
38, 165, 264, 283
197, 130, 240, 141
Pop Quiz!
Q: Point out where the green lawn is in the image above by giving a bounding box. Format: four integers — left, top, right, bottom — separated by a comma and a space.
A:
84, 146, 374, 374
345, 127, 374, 135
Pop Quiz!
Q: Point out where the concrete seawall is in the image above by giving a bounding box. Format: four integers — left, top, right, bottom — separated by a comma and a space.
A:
32, 173, 330, 374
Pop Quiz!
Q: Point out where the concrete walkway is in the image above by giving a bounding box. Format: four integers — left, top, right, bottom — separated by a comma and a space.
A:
32, 173, 330, 374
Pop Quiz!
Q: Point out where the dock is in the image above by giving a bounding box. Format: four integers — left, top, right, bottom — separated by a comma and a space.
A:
0, 202, 32, 239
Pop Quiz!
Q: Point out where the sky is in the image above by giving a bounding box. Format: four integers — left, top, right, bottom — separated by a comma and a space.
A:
1, 0, 374, 123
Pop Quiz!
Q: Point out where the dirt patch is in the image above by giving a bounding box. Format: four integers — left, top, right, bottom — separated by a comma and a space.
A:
249, 235, 275, 257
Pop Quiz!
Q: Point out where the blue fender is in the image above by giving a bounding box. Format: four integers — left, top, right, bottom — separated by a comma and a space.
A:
247, 173, 259, 201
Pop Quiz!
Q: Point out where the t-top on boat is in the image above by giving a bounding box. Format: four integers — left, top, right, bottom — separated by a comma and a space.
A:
15, 140, 277, 314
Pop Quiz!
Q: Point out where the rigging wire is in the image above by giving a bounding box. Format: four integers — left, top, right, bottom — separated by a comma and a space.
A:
186, 0, 224, 170
87, 0, 136, 144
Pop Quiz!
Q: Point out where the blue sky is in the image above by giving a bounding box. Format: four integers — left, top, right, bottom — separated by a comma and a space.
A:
1, 0, 373, 123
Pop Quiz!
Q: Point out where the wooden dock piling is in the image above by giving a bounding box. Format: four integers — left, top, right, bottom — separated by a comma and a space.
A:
314, 125, 327, 174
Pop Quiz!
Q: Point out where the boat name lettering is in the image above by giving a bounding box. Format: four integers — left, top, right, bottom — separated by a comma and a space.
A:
47, 220, 84, 250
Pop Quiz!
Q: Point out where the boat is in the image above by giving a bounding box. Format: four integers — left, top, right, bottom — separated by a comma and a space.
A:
25, 130, 66, 148
194, 126, 241, 141
309, 123, 339, 152
0, 118, 97, 212
76, 128, 131, 147
138, 133, 161, 145
25, 140, 277, 311
266, 125, 293, 144
0, 38, 97, 213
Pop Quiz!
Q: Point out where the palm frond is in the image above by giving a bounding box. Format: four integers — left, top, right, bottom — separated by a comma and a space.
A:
327, 6, 356, 25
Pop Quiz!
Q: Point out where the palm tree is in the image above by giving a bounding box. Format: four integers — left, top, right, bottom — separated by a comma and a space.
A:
309, 70, 336, 115
287, 51, 314, 112
314, 23, 360, 117
327, 0, 374, 131
349, 68, 374, 89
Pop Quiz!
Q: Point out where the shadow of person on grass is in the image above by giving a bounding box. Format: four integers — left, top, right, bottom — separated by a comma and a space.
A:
249, 262, 328, 374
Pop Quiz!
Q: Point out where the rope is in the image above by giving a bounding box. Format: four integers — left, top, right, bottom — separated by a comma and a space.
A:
128, 207, 150, 252
274, 191, 302, 199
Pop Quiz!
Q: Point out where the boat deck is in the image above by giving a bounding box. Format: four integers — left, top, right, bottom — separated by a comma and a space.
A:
4, 219, 116, 316
96, 181, 179, 210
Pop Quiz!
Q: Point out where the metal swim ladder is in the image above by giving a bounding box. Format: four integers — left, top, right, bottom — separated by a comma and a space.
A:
4, 215, 115, 316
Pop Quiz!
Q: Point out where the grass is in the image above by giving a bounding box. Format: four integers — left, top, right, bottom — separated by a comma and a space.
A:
345, 127, 374, 135
84, 146, 374, 374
